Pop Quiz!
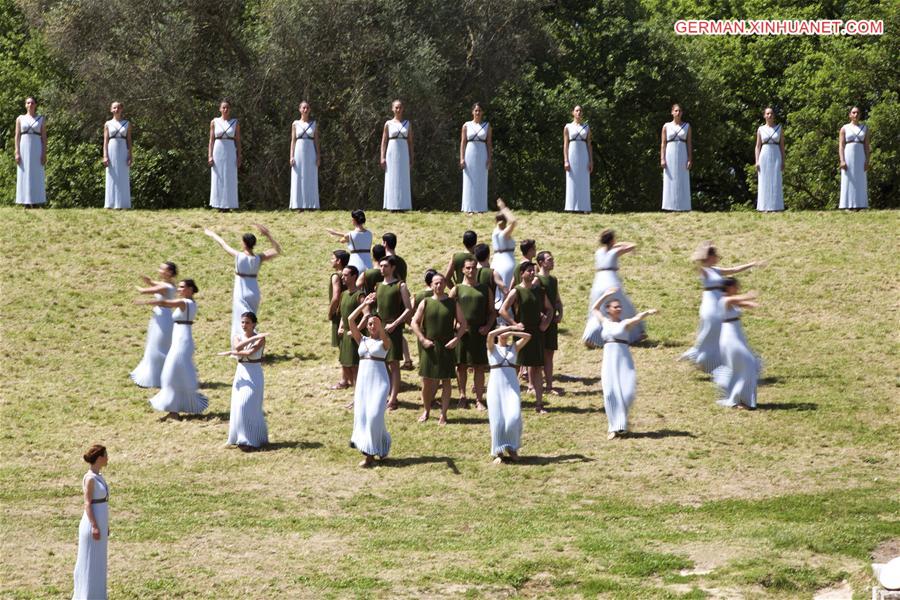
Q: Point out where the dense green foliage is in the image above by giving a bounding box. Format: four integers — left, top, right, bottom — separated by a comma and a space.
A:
1, 0, 896, 209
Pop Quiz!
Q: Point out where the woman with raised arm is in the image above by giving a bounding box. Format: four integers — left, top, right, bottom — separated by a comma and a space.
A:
135, 279, 208, 418
14, 96, 47, 207
72, 444, 109, 600
460, 102, 492, 214
591, 288, 657, 439
289, 100, 320, 210
208, 99, 241, 211
563, 105, 592, 213
130, 261, 178, 388
380, 99, 413, 211
680, 242, 764, 373
838, 106, 870, 210
660, 103, 692, 211
327, 209, 373, 273
582, 229, 644, 347
489, 198, 517, 309
218, 311, 269, 450
411, 273, 468, 425
713, 277, 762, 409
204, 224, 281, 344
755, 107, 784, 212
486, 323, 531, 463
347, 293, 392, 467
103, 100, 132, 209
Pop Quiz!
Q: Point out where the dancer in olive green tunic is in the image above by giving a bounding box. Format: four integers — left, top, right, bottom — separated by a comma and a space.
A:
329, 250, 350, 351
500, 262, 553, 413
450, 257, 495, 410
382, 233, 413, 369
537, 251, 564, 395
337, 266, 364, 388
356, 245, 386, 294
374, 256, 412, 410
444, 230, 477, 287
411, 273, 468, 424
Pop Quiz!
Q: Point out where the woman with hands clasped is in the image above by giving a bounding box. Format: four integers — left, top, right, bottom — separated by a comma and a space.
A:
591, 287, 657, 439
218, 311, 269, 451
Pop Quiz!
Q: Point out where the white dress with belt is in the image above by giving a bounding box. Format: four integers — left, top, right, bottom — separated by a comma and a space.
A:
564, 122, 591, 212
228, 334, 268, 447
840, 124, 868, 209
130, 283, 175, 388
210, 117, 239, 209
350, 337, 391, 457
383, 120, 412, 210
756, 124, 783, 211
72, 471, 108, 600
104, 119, 131, 209
290, 119, 319, 209
16, 115, 46, 205
600, 320, 637, 433
149, 299, 209, 413
232, 253, 262, 342
582, 247, 643, 346
662, 122, 691, 211
347, 229, 373, 272
461, 121, 489, 213
487, 343, 522, 456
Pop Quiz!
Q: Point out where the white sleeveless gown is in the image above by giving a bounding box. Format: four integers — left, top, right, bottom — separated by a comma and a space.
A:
290, 120, 319, 209
210, 117, 238, 209
662, 122, 691, 211
756, 124, 783, 211
383, 120, 412, 210
840, 124, 868, 209
350, 337, 391, 457
487, 344, 522, 456
16, 115, 46, 205
149, 299, 208, 413
232, 254, 262, 342
564, 122, 591, 212
73, 472, 108, 600
601, 320, 637, 432
228, 334, 268, 447
130, 283, 175, 388
461, 121, 489, 213
104, 119, 131, 209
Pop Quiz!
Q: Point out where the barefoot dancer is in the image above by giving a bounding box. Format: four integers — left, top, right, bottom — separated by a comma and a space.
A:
374, 256, 412, 410
335, 266, 363, 390
450, 256, 495, 410
486, 324, 531, 463
536, 251, 564, 395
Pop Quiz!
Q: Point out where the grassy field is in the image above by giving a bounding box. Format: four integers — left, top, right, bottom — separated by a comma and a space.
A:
1, 207, 897, 599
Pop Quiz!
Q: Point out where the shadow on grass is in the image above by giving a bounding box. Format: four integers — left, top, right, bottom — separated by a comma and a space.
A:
625, 429, 695, 439
521, 400, 599, 414
556, 374, 600, 385
513, 454, 595, 465
447, 416, 489, 425
178, 411, 230, 421
759, 376, 783, 386
383, 456, 460, 474
257, 441, 323, 452
756, 402, 817, 411
264, 352, 316, 364
199, 381, 231, 390
632, 338, 681, 349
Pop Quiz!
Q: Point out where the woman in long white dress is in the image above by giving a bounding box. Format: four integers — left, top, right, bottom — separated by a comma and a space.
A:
486, 323, 531, 463
660, 103, 692, 211
380, 99, 413, 211
680, 242, 763, 373
73, 444, 110, 600
346, 294, 392, 467
205, 224, 282, 344
591, 288, 657, 439
208, 99, 241, 211
582, 229, 644, 347
755, 107, 784, 212
130, 261, 178, 388
460, 102, 492, 213
289, 100, 320, 210
489, 198, 517, 310
103, 101, 132, 209
14, 96, 46, 207
327, 209, 373, 273
219, 312, 269, 450
563, 105, 592, 213
138, 279, 209, 418
839, 106, 870, 210
713, 277, 762, 409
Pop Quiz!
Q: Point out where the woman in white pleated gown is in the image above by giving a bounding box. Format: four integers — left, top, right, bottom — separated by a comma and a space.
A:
839, 106, 870, 210
460, 103, 492, 213
660, 103, 692, 211
205, 225, 282, 344
208, 99, 241, 211
103, 101, 132, 209
221, 312, 269, 450
713, 277, 762, 409
582, 229, 643, 347
591, 288, 657, 439
755, 108, 784, 211
327, 209, 373, 273
14, 96, 46, 206
380, 99, 413, 211
289, 100, 320, 210
486, 324, 531, 463
130, 261, 178, 388
346, 295, 392, 467
140, 279, 209, 417
563, 105, 592, 213
73, 445, 109, 600
489, 199, 517, 310
680, 242, 763, 373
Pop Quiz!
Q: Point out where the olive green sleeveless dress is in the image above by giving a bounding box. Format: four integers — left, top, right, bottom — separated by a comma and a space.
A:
537, 274, 559, 351
392, 254, 408, 281
455, 283, 489, 366
413, 289, 434, 362
477, 265, 497, 295
329, 273, 345, 347
450, 251, 474, 287
418, 296, 457, 379
338, 289, 363, 367
361, 268, 383, 294
375, 280, 405, 361
514, 284, 545, 366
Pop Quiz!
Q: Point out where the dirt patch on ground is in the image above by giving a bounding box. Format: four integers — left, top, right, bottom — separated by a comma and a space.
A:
873, 538, 900, 562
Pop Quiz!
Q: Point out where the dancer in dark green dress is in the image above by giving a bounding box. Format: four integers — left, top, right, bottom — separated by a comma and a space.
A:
500, 262, 553, 413
411, 273, 468, 424
537, 251, 564, 396
375, 256, 412, 410
356, 244, 386, 294
513, 239, 537, 286
444, 230, 477, 287
474, 243, 506, 299
337, 265, 364, 388
329, 250, 350, 387
382, 232, 413, 370
450, 257, 494, 410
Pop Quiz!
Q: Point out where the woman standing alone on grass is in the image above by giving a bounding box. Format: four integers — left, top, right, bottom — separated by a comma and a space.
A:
219, 311, 269, 451
563, 104, 592, 213
838, 106, 870, 210
14, 96, 46, 207
755, 107, 785, 212
208, 99, 241, 211
660, 103, 692, 212
103, 100, 132, 209
204, 224, 282, 344
72, 444, 109, 600
289, 100, 320, 210
459, 102, 492, 214
380, 99, 413, 211
130, 261, 178, 388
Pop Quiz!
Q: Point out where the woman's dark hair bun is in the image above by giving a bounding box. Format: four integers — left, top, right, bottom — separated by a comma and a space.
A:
83, 444, 106, 464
